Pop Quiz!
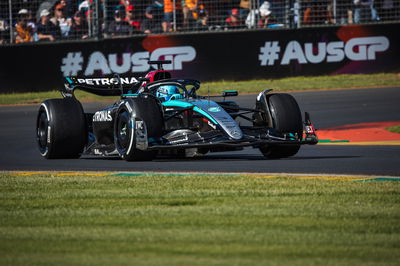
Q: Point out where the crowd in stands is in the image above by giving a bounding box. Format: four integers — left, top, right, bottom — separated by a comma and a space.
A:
0, 0, 398, 44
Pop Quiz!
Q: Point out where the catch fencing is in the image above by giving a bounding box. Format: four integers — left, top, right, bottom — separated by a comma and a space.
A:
1, 0, 399, 44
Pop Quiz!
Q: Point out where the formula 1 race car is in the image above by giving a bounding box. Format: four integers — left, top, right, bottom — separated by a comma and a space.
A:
36, 60, 318, 161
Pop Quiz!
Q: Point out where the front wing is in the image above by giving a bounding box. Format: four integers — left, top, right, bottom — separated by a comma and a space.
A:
147, 127, 318, 151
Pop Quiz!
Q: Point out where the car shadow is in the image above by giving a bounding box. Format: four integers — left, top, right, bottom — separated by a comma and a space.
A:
82, 154, 360, 162
153, 154, 361, 162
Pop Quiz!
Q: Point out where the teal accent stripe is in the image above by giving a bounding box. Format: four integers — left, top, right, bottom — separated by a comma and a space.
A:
319, 139, 350, 143
357, 178, 400, 182
111, 173, 147, 177
162, 100, 218, 125
193, 106, 218, 124
162, 100, 193, 108
66, 77, 73, 84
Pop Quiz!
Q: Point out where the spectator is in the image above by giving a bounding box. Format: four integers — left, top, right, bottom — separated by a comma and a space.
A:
119, 0, 132, 10
61, 0, 77, 17
69, 10, 89, 39
185, 0, 206, 29
239, 0, 251, 17
326, 0, 335, 23
193, 8, 209, 31
78, 0, 90, 12
182, 0, 190, 29
245, 1, 271, 29
186, 0, 199, 18
163, 0, 174, 32
292, 0, 301, 26
124, 5, 142, 32
336, 0, 351, 24
244, 1, 282, 28
142, 6, 163, 33
0, 18, 10, 44
58, 0, 68, 10
303, 0, 331, 25
378, 0, 399, 21
50, 3, 72, 38
37, 9, 61, 41
258, 2, 275, 27
162, 0, 184, 31
353, 0, 380, 23
27, 10, 38, 41
224, 8, 242, 30
14, 9, 34, 43
107, 9, 132, 37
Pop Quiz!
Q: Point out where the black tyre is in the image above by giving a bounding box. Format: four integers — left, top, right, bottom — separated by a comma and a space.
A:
36, 98, 87, 159
114, 96, 163, 161
259, 93, 303, 159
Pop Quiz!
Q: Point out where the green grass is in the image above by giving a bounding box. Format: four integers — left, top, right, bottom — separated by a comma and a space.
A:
387, 125, 400, 134
201, 73, 400, 95
1, 173, 399, 265
0, 90, 120, 106
1, 73, 399, 105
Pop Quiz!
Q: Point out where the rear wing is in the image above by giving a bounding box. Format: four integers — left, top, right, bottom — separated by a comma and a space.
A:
62, 77, 140, 97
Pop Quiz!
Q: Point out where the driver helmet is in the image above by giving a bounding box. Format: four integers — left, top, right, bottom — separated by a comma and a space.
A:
156, 85, 183, 101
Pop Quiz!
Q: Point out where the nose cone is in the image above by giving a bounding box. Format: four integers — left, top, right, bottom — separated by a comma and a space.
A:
192, 100, 243, 140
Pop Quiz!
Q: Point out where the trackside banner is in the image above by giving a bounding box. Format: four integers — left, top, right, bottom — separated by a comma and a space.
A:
0, 23, 399, 92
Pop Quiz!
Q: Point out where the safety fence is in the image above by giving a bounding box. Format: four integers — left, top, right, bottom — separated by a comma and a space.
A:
0, 22, 398, 93
1, 0, 399, 44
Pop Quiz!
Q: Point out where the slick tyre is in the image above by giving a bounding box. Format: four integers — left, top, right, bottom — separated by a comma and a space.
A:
36, 98, 86, 159
114, 97, 163, 161
259, 93, 303, 159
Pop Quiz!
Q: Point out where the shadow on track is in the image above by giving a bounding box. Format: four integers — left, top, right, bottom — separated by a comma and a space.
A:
82, 154, 360, 162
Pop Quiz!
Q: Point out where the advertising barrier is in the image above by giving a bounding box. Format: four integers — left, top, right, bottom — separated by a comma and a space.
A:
1, 23, 399, 93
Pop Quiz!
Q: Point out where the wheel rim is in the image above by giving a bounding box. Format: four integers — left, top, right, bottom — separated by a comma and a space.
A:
116, 111, 131, 152
37, 111, 49, 154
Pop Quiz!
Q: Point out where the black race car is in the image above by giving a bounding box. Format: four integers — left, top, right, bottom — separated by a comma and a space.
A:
36, 61, 318, 161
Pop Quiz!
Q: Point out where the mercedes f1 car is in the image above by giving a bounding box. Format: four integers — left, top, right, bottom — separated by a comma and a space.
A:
36, 60, 318, 161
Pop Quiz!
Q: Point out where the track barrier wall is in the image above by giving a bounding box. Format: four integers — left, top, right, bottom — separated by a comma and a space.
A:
0, 23, 399, 93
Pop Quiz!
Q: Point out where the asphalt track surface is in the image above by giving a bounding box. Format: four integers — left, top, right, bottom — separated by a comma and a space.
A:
1, 87, 399, 176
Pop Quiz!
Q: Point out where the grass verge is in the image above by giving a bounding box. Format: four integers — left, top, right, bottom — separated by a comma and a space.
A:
1, 173, 399, 266
387, 125, 400, 134
1, 73, 399, 105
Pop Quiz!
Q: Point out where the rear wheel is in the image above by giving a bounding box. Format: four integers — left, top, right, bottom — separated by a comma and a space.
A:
36, 98, 86, 159
115, 97, 163, 161
258, 93, 303, 159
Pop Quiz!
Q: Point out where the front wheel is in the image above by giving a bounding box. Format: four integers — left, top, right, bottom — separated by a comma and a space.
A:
115, 109, 156, 161
114, 97, 163, 161
258, 93, 303, 159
